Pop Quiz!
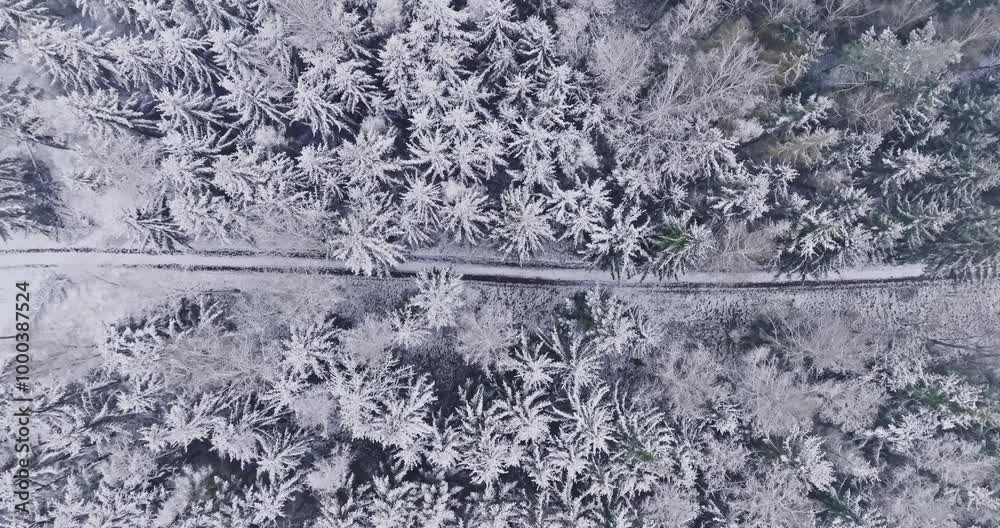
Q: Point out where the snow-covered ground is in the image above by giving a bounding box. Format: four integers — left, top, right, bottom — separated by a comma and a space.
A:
0, 247, 927, 286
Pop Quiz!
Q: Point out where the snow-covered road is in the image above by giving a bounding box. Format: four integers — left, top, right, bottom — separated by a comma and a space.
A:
0, 247, 931, 288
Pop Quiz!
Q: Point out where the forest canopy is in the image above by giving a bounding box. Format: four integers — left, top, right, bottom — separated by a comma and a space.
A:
3, 0, 1000, 525
2, 279, 999, 527
1, 0, 999, 278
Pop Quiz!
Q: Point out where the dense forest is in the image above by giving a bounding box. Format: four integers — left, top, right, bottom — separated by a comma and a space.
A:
2, 275, 999, 527
3, 0, 1000, 525
1, 0, 998, 277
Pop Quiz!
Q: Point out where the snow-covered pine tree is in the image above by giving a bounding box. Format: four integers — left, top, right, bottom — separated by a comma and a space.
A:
492, 186, 555, 262
325, 193, 404, 276
582, 205, 650, 279
0, 155, 61, 240
410, 266, 465, 330
121, 196, 191, 252
645, 212, 714, 279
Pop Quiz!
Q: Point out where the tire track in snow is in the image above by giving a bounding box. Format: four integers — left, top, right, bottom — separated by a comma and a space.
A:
0, 248, 941, 290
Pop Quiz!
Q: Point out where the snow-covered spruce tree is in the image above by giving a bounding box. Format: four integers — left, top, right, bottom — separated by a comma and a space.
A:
645, 212, 715, 279
325, 193, 404, 277
410, 266, 466, 330
121, 196, 191, 252
0, 78, 59, 147
0, 155, 61, 240
773, 186, 875, 277
920, 213, 1000, 280
492, 185, 555, 262
456, 300, 517, 370
582, 205, 650, 279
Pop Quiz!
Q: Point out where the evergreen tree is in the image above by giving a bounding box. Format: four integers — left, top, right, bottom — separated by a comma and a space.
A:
645, 212, 714, 279
492, 186, 554, 262
121, 196, 191, 252
922, 212, 1000, 280
326, 194, 404, 276
0, 156, 61, 240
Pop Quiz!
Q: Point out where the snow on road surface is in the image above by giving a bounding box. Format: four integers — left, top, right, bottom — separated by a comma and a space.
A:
0, 247, 928, 287
2, 247, 994, 388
